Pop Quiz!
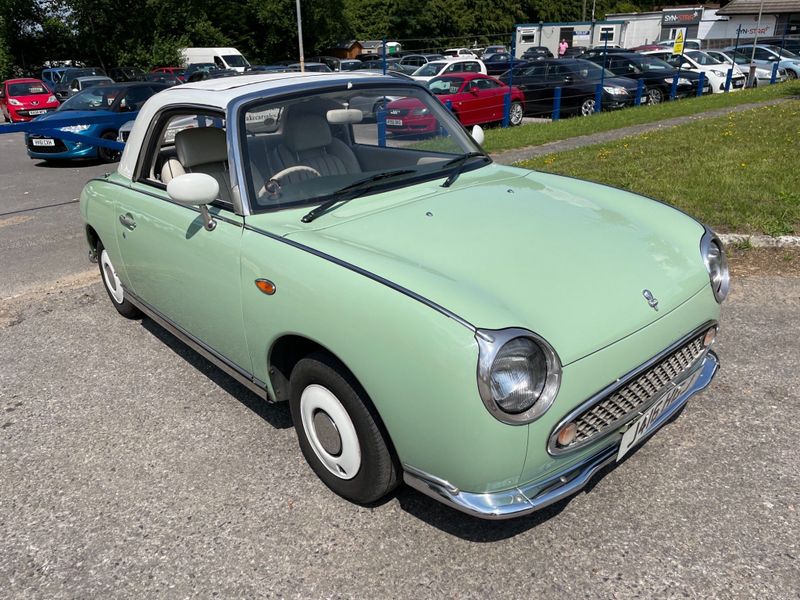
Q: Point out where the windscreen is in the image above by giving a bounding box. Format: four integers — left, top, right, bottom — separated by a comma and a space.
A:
58, 85, 125, 110
223, 55, 249, 67
414, 62, 445, 77
241, 84, 484, 214
687, 51, 721, 66
9, 82, 49, 96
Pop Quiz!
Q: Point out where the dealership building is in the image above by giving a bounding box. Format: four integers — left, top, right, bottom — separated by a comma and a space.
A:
515, 2, 800, 55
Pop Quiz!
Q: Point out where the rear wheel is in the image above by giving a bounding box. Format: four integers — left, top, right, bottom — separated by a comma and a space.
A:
579, 97, 596, 116
787, 70, 798, 80
289, 352, 399, 504
97, 241, 141, 319
98, 131, 121, 163
509, 101, 524, 125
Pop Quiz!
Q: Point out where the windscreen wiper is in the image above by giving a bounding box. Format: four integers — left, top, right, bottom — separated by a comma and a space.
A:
301, 169, 415, 223
440, 152, 490, 188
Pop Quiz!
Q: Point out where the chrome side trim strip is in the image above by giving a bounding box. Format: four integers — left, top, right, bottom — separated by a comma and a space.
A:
242, 224, 476, 332
403, 351, 718, 520
547, 320, 717, 456
125, 289, 268, 400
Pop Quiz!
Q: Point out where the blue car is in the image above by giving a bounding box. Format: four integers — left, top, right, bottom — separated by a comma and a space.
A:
25, 82, 168, 162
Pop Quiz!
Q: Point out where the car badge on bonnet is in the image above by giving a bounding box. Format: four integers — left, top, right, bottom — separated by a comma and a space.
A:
642, 289, 659, 311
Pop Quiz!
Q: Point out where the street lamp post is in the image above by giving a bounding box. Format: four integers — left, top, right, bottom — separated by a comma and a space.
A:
747, 0, 765, 87
296, 0, 305, 72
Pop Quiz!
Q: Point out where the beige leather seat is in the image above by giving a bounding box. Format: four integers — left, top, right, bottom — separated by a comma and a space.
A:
274, 113, 361, 184
161, 127, 232, 204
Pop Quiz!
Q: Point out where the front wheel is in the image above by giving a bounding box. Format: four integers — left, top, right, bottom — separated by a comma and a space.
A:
787, 70, 798, 80
289, 353, 399, 504
646, 87, 664, 105
579, 97, 596, 116
98, 131, 121, 163
508, 101, 524, 126
97, 241, 141, 319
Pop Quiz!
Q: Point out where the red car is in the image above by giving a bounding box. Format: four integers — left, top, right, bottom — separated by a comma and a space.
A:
151, 67, 186, 82
386, 73, 524, 136
1, 78, 60, 122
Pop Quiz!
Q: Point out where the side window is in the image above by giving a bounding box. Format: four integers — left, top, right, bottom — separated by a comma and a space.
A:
70, 79, 79, 90
753, 48, 772, 60
444, 63, 459, 73
214, 56, 225, 68
523, 65, 547, 78
464, 62, 479, 72
142, 111, 232, 208
475, 78, 501, 89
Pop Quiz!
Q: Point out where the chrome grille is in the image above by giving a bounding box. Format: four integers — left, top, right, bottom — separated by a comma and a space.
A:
558, 333, 707, 451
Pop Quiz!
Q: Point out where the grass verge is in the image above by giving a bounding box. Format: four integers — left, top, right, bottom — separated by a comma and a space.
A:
483, 80, 800, 153
518, 101, 800, 236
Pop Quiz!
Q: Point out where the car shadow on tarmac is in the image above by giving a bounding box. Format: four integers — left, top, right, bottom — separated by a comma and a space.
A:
140, 318, 294, 430
32, 158, 110, 168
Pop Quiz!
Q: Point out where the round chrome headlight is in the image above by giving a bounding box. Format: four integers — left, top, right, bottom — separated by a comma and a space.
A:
476, 329, 562, 424
701, 228, 730, 303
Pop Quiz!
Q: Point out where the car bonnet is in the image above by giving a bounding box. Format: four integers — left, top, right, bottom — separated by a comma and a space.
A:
281, 166, 709, 365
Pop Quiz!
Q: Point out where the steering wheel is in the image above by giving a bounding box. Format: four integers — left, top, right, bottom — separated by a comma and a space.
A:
258, 165, 321, 199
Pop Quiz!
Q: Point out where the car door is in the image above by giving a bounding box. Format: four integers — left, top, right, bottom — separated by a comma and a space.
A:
113, 111, 251, 372
457, 78, 489, 125
475, 78, 507, 121
515, 64, 548, 114
544, 63, 574, 112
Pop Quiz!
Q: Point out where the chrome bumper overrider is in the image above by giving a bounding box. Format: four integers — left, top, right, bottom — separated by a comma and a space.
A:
403, 351, 719, 520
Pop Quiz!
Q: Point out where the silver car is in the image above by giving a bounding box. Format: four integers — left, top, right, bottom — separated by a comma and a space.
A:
705, 50, 787, 86
723, 44, 800, 79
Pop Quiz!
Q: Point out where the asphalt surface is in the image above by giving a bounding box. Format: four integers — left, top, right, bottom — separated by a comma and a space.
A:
1, 130, 799, 598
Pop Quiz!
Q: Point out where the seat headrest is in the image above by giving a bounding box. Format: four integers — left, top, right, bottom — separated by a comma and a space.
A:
175, 127, 228, 168
284, 113, 332, 153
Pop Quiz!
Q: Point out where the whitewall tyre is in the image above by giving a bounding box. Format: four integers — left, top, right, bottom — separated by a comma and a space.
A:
289, 352, 399, 504
97, 242, 141, 319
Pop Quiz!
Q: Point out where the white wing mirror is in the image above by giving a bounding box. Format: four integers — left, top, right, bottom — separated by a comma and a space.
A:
471, 124, 485, 146
167, 173, 219, 231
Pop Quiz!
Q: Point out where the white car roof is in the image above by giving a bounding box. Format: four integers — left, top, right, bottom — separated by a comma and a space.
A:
117, 71, 399, 179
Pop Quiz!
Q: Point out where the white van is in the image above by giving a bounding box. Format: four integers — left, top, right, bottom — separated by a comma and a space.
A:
181, 47, 250, 72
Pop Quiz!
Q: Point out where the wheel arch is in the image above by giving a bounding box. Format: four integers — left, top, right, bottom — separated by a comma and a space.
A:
267, 333, 401, 459
85, 223, 100, 254
269, 334, 366, 406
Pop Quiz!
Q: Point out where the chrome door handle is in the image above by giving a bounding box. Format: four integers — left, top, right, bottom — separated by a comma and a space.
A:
119, 213, 136, 231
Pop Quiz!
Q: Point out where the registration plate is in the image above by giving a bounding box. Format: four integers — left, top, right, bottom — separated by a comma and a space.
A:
28, 109, 47, 115
31, 138, 55, 146
386, 118, 403, 126
617, 375, 695, 461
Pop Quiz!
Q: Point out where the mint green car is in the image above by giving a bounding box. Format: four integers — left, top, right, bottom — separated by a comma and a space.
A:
80, 73, 728, 519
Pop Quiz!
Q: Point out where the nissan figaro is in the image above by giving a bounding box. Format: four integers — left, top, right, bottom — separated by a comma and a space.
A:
80, 72, 727, 519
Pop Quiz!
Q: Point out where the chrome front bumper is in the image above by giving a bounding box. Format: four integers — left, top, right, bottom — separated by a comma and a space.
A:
403, 350, 719, 520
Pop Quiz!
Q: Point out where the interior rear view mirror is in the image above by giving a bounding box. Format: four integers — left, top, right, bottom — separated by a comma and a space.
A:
327, 108, 363, 124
